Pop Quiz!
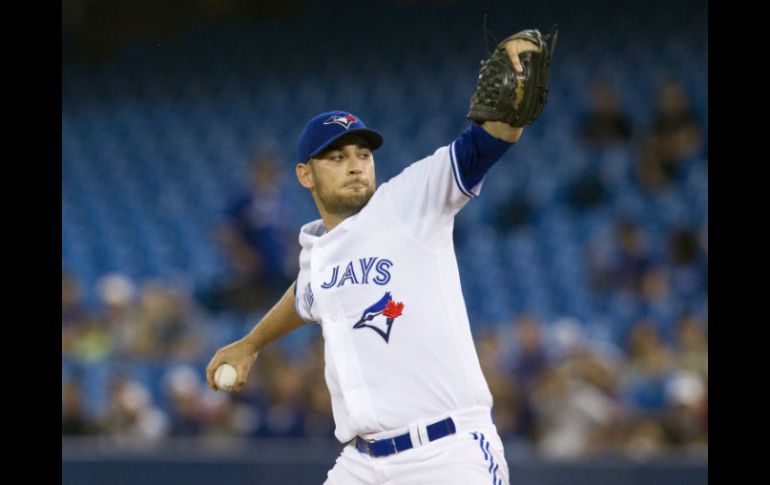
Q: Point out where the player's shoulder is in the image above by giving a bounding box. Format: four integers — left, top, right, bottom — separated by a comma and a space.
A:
381, 144, 454, 187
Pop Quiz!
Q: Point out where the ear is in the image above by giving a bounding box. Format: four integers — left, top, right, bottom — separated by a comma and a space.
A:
296, 162, 314, 190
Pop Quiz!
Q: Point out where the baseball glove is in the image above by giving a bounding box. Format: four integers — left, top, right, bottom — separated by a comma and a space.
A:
467, 27, 558, 127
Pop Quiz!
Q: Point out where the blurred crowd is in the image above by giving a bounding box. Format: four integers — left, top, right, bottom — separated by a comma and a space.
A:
61, 277, 707, 460
478, 312, 707, 460
62, 74, 707, 461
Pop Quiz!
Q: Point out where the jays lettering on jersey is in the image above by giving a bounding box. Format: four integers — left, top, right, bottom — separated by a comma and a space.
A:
294, 124, 512, 443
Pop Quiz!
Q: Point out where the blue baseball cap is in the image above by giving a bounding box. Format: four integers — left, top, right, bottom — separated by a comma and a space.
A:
296, 111, 384, 163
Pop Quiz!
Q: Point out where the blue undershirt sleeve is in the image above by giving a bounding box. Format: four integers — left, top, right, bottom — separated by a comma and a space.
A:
451, 123, 515, 197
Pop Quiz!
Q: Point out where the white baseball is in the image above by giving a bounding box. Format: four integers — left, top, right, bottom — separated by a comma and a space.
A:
214, 363, 238, 390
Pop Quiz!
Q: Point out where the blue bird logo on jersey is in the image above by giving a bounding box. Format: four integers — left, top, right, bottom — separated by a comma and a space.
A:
353, 292, 405, 343
323, 114, 358, 129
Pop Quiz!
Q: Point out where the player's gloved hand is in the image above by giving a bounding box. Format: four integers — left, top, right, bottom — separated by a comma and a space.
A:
205, 339, 259, 392
468, 27, 558, 128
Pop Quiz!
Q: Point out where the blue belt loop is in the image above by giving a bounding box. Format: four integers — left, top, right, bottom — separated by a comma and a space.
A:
354, 417, 456, 458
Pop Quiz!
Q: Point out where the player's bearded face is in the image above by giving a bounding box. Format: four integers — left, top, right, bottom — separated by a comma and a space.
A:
309, 141, 376, 216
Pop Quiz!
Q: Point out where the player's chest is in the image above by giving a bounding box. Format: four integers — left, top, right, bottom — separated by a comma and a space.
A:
300, 235, 427, 345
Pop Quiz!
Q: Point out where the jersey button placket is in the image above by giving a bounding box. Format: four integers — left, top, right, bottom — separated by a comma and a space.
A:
330, 290, 377, 428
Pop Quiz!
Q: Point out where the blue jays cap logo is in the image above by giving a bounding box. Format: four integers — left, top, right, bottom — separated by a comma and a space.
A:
297, 110, 384, 163
353, 292, 405, 343
323, 114, 359, 130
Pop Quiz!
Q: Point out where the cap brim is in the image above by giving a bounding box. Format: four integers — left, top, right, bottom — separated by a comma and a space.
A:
306, 128, 384, 161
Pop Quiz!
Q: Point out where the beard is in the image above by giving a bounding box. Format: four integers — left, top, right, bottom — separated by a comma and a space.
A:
315, 179, 375, 218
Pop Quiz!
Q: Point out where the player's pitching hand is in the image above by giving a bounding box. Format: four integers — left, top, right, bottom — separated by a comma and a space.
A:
205, 339, 259, 392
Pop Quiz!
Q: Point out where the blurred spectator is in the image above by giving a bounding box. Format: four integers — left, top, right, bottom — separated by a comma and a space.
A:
619, 319, 674, 412
162, 365, 207, 436
568, 80, 622, 211
62, 271, 87, 327
300, 340, 335, 439
588, 219, 651, 295
477, 331, 519, 437
102, 375, 170, 443
95, 273, 141, 359
503, 314, 550, 441
662, 370, 707, 451
529, 363, 619, 460
548, 318, 582, 359
70, 316, 115, 363
198, 391, 241, 438
529, 319, 625, 459
262, 360, 307, 437
62, 272, 88, 356
220, 345, 286, 437
614, 220, 653, 292
667, 226, 707, 301
201, 155, 296, 313
580, 78, 633, 146
304, 379, 335, 439
636, 77, 704, 191
565, 347, 626, 451
62, 378, 100, 435
638, 264, 677, 330
669, 227, 701, 267
673, 314, 707, 381
509, 314, 550, 387
122, 282, 204, 362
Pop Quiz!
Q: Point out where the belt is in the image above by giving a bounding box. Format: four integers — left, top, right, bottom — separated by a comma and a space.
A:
353, 417, 456, 458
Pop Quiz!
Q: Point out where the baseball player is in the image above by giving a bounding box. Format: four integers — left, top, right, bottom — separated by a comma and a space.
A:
207, 28, 557, 484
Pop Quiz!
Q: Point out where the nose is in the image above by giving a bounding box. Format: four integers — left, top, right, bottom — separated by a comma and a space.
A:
346, 156, 365, 175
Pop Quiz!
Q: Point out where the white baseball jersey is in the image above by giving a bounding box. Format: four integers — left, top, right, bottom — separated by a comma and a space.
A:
294, 124, 512, 444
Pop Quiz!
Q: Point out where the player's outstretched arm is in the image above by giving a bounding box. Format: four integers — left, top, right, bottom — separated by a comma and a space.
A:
205, 281, 306, 392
